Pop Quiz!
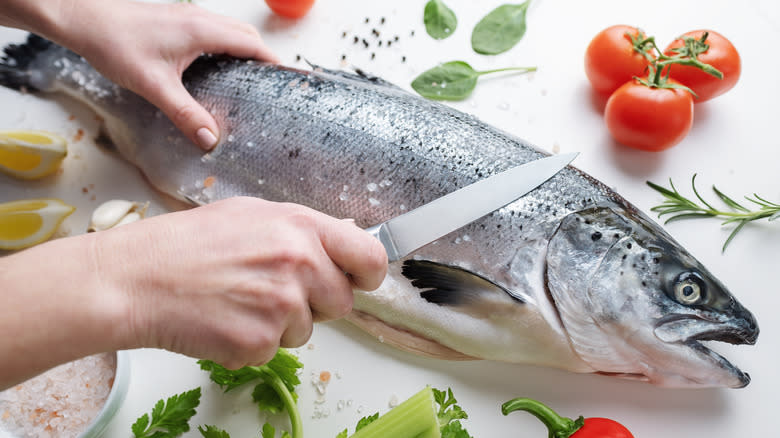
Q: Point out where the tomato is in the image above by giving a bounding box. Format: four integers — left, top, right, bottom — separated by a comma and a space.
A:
585, 25, 652, 95
264, 0, 316, 19
664, 30, 740, 102
604, 78, 694, 151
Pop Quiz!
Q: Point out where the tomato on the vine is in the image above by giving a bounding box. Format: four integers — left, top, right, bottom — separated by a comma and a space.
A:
664, 30, 740, 102
604, 78, 694, 151
265, 0, 316, 19
584, 25, 652, 95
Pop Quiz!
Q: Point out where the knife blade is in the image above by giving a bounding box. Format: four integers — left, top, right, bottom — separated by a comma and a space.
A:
366, 152, 578, 262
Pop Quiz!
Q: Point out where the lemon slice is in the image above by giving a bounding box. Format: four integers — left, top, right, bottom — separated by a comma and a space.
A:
0, 198, 75, 250
0, 130, 68, 180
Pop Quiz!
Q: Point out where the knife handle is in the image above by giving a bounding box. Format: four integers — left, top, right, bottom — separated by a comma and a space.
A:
365, 223, 401, 263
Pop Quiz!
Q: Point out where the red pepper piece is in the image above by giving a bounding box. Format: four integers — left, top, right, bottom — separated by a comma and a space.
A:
501, 398, 634, 438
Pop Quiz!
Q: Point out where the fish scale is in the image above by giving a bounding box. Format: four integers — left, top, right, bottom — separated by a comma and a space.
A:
0, 34, 759, 388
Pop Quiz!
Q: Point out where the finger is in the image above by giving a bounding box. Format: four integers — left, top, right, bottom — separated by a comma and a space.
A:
149, 75, 220, 150
306, 251, 355, 322
194, 15, 279, 63
279, 300, 314, 348
317, 218, 389, 291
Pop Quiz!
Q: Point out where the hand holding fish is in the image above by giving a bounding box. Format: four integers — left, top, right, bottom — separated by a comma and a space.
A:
0, 197, 388, 388
0, 0, 277, 150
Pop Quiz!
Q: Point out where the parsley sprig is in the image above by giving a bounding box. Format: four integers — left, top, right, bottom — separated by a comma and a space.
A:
131, 388, 201, 438
648, 174, 780, 251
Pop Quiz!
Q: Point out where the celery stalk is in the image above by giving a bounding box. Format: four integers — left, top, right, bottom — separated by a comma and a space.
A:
349, 387, 439, 438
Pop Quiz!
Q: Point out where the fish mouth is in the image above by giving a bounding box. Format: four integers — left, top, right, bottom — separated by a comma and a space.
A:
684, 341, 751, 388
655, 314, 758, 388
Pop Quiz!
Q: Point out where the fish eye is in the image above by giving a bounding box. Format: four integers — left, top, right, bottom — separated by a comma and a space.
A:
674, 272, 705, 305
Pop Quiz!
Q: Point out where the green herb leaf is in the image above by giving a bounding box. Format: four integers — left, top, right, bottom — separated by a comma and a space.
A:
412, 61, 479, 100
198, 349, 303, 438
261, 423, 291, 438
647, 175, 780, 252
411, 61, 535, 100
355, 413, 380, 431
471, 2, 530, 55
424, 0, 458, 40
252, 382, 287, 414
198, 425, 231, 438
131, 388, 201, 438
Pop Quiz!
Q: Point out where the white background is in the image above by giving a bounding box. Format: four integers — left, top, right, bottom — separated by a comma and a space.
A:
1, 0, 779, 437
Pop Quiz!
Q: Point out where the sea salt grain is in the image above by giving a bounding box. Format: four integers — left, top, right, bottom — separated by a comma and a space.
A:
0, 353, 116, 438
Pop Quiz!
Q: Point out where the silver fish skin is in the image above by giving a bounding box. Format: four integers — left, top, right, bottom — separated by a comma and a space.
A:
0, 35, 758, 388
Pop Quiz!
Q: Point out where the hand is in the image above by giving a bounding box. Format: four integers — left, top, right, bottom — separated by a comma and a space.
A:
52, 0, 278, 150
95, 197, 387, 369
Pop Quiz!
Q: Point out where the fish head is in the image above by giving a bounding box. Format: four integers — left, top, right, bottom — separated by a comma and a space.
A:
545, 206, 758, 388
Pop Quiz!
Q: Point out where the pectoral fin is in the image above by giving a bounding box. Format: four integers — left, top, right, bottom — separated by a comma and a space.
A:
402, 259, 524, 307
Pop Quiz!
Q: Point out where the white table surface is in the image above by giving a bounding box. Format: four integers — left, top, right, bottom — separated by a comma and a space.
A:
1, 0, 779, 437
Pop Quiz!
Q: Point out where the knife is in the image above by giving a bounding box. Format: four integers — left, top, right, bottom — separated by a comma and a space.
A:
367, 152, 578, 262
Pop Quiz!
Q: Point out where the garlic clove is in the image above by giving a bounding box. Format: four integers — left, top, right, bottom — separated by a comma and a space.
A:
88, 200, 149, 232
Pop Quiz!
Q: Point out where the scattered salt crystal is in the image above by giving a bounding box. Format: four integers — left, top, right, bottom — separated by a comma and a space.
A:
388, 394, 399, 408
0, 353, 116, 438
368, 198, 381, 206
307, 344, 315, 350
366, 182, 378, 192
337, 400, 345, 411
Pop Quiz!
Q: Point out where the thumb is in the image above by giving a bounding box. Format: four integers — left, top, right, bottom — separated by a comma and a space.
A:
152, 76, 220, 151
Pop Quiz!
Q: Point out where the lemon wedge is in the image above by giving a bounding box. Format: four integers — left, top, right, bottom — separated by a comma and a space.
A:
0, 198, 75, 250
0, 130, 68, 180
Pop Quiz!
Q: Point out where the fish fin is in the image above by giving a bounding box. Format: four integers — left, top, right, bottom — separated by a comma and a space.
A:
345, 310, 478, 361
0, 34, 53, 91
306, 60, 404, 90
401, 259, 523, 306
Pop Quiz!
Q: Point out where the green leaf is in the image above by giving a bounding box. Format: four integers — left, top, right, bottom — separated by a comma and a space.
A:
424, 0, 458, 40
199, 349, 303, 438
335, 430, 349, 438
412, 61, 480, 100
252, 382, 286, 414
434, 387, 474, 438
199, 425, 231, 438
471, 2, 530, 55
411, 61, 535, 100
355, 413, 380, 431
131, 388, 201, 438
131, 413, 150, 437
198, 360, 263, 392
263, 348, 303, 393
262, 423, 276, 438
441, 420, 472, 438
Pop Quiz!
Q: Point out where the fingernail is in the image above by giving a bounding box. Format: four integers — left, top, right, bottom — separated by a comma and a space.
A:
196, 127, 218, 150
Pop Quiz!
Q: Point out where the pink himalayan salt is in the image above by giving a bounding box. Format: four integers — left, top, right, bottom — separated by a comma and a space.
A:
0, 352, 116, 438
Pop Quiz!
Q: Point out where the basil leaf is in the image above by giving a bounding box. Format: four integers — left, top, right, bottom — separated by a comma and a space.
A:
471, 2, 530, 55
424, 0, 458, 40
411, 61, 480, 101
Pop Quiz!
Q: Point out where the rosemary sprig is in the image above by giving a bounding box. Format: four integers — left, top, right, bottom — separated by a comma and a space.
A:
647, 174, 780, 252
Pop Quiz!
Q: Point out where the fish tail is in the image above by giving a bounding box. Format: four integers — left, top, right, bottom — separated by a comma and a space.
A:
0, 34, 54, 91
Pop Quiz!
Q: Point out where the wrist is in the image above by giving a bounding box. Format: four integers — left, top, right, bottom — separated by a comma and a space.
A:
0, 233, 134, 388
